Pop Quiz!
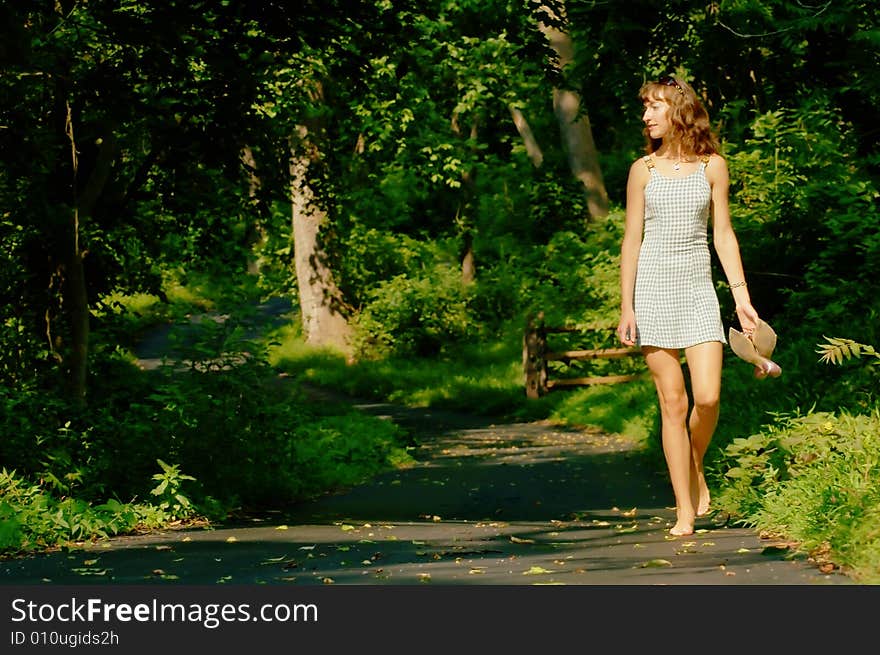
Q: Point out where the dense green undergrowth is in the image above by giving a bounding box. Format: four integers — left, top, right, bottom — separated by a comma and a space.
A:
1, 275, 416, 557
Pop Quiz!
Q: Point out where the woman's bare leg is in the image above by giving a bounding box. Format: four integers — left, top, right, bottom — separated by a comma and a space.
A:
643, 346, 693, 536
684, 341, 723, 517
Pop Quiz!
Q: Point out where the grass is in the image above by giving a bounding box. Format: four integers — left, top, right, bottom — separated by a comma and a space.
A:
268, 319, 661, 447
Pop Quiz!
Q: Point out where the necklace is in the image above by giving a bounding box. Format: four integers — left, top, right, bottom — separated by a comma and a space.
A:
672, 154, 692, 171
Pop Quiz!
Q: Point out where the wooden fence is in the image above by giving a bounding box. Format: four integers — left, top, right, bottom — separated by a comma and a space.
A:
523, 312, 643, 399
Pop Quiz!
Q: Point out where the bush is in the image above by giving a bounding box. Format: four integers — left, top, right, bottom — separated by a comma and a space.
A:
713, 410, 880, 582
353, 266, 478, 358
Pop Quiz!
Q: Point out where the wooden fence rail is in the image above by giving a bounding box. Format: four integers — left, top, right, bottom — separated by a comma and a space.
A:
523, 311, 642, 399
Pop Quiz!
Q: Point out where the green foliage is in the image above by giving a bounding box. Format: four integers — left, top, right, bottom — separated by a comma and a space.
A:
713, 410, 880, 583
0, 465, 183, 555
150, 459, 197, 522
816, 337, 879, 366
725, 95, 880, 331
353, 264, 479, 358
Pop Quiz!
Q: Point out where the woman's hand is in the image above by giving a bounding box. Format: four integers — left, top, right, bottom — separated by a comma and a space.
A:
735, 302, 760, 337
617, 310, 637, 347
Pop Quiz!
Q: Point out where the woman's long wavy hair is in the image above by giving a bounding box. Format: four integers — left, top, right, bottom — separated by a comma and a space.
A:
639, 76, 720, 157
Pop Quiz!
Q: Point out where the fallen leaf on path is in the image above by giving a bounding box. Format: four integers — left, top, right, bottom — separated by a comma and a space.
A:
639, 559, 672, 568
299, 545, 316, 550
616, 524, 638, 533
622, 508, 638, 517
83, 559, 98, 566
275, 525, 288, 530
510, 536, 535, 544
701, 542, 716, 547
155, 545, 172, 551
341, 524, 356, 531
418, 573, 431, 582
182, 537, 192, 542
225, 537, 237, 543
523, 566, 554, 575
736, 548, 751, 553
321, 577, 335, 584
260, 555, 288, 564
468, 568, 486, 575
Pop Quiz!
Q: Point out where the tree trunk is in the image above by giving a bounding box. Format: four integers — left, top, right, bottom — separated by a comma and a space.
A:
289, 125, 352, 354
60, 96, 117, 405
537, 1, 609, 220
241, 145, 267, 275
453, 114, 478, 284
509, 104, 544, 168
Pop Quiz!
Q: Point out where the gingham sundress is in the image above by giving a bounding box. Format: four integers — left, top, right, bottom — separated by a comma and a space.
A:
633, 155, 726, 349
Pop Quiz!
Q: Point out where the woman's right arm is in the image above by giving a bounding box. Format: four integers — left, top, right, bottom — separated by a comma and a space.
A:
618, 159, 647, 346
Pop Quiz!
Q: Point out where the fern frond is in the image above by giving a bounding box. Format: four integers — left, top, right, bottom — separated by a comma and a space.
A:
816, 336, 878, 365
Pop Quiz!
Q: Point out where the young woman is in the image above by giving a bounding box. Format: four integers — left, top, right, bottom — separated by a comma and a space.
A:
617, 75, 760, 536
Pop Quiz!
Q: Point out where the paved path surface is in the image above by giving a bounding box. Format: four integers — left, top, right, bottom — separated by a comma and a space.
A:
0, 300, 854, 586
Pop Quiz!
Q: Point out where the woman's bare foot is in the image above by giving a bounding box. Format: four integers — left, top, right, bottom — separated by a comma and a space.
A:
695, 476, 710, 517
669, 522, 694, 537
670, 508, 695, 536
689, 468, 711, 517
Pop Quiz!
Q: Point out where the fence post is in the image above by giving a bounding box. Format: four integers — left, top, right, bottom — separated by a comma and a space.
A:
523, 311, 547, 399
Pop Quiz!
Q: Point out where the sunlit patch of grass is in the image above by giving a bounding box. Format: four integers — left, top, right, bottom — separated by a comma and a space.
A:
265, 320, 661, 442
545, 379, 659, 446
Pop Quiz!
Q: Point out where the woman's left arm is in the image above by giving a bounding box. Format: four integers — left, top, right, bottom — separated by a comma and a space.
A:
707, 154, 759, 332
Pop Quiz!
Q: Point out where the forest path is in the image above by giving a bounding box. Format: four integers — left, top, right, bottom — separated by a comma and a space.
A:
1, 299, 852, 585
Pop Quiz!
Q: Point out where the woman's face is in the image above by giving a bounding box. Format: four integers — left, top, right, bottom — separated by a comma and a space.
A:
642, 95, 671, 140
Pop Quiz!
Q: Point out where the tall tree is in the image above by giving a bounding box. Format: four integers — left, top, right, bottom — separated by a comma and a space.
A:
534, 0, 609, 220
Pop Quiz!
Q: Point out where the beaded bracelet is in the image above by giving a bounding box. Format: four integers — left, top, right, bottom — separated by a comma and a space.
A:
729, 281, 747, 289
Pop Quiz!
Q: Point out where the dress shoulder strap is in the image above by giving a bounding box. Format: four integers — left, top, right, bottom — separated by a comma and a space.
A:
642, 155, 655, 170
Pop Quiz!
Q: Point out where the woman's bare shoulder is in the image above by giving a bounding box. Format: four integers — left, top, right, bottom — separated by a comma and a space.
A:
705, 153, 730, 182
628, 156, 652, 184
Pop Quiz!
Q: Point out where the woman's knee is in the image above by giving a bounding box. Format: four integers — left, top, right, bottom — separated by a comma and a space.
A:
657, 389, 689, 421
692, 391, 720, 414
